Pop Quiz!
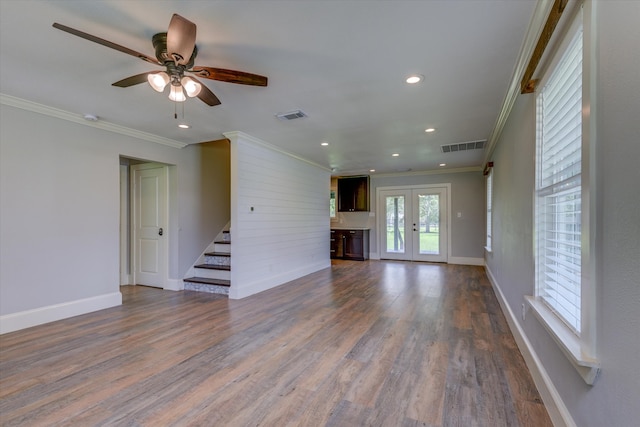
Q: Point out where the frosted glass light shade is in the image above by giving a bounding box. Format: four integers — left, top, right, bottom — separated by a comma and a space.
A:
181, 76, 202, 97
168, 85, 186, 102
147, 72, 170, 92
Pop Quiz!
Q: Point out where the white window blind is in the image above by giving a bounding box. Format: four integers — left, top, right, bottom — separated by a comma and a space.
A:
486, 170, 493, 250
535, 26, 583, 334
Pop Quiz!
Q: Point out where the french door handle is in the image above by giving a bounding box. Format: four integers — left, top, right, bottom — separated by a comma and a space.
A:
158, 227, 163, 236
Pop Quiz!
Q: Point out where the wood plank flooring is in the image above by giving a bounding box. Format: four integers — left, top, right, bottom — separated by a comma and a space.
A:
0, 261, 552, 426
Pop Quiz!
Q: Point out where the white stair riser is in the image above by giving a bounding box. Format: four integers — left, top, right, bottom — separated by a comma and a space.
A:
214, 243, 231, 253
193, 268, 230, 280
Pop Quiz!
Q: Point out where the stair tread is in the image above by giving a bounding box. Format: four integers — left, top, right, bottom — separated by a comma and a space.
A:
183, 277, 230, 287
204, 252, 231, 257
214, 241, 231, 245
195, 264, 231, 271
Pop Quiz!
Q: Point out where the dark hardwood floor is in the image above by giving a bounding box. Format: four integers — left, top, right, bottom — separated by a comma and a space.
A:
0, 260, 552, 426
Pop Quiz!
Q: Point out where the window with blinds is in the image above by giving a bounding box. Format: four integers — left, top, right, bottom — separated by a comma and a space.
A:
486, 169, 493, 250
535, 26, 583, 334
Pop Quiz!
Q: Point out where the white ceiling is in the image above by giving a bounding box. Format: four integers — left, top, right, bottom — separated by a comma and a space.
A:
0, 0, 536, 175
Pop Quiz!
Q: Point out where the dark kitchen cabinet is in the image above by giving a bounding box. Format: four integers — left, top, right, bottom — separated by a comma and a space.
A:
338, 176, 369, 212
330, 229, 369, 261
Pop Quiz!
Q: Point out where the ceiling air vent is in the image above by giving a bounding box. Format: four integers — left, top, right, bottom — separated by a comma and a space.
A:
276, 110, 307, 121
441, 139, 486, 153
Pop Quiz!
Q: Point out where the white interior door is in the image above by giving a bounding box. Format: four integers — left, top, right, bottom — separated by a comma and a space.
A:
379, 186, 448, 262
132, 163, 167, 288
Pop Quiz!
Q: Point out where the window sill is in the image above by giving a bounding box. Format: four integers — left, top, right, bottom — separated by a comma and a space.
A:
525, 296, 600, 385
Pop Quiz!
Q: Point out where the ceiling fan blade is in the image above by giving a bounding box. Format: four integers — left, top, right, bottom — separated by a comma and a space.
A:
52, 23, 161, 65
112, 72, 152, 87
192, 77, 221, 106
166, 14, 196, 66
190, 66, 268, 86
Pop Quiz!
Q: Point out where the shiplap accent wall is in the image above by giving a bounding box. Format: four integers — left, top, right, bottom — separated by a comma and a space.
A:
225, 132, 331, 299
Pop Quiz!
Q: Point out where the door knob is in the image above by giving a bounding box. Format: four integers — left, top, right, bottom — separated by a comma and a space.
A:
158, 227, 163, 236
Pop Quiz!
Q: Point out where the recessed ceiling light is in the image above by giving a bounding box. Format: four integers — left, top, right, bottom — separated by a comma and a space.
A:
178, 123, 190, 129
392, 153, 400, 157
405, 74, 423, 84
425, 128, 435, 133
439, 163, 446, 167
321, 142, 329, 146
369, 169, 376, 172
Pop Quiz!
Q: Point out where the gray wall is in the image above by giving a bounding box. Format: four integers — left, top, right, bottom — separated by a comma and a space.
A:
485, 2, 640, 425
332, 171, 486, 260
0, 104, 227, 319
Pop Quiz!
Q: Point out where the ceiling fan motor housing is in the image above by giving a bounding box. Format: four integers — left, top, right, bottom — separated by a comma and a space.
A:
152, 33, 197, 68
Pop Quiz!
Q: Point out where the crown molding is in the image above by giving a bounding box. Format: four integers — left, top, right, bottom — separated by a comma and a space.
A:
483, 0, 556, 166
0, 94, 188, 149
223, 131, 331, 172
372, 166, 482, 179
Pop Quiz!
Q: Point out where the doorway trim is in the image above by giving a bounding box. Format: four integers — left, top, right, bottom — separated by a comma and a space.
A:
376, 183, 451, 262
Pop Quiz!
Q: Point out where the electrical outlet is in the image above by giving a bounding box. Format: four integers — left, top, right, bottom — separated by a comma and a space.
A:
521, 303, 526, 321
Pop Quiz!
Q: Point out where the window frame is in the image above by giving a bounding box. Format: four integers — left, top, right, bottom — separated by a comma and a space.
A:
526, 2, 600, 385
330, 190, 336, 218
485, 168, 493, 252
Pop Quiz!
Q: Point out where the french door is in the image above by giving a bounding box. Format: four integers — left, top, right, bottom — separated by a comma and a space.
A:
378, 186, 448, 262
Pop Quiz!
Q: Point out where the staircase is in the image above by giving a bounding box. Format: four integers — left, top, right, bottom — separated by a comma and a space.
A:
184, 231, 231, 295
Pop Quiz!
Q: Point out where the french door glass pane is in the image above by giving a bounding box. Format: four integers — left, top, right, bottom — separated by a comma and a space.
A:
386, 196, 405, 253
418, 194, 439, 255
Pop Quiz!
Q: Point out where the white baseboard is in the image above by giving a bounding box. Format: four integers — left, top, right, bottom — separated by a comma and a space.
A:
484, 266, 576, 427
164, 278, 184, 291
0, 292, 122, 335
369, 252, 380, 260
229, 261, 330, 299
448, 256, 485, 266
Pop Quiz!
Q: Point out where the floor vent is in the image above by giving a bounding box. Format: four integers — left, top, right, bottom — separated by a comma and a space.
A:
276, 110, 307, 121
441, 139, 486, 153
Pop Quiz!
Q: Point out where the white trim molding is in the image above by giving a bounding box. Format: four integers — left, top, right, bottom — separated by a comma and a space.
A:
526, 296, 600, 385
229, 260, 330, 300
485, 266, 576, 427
373, 166, 482, 178
165, 279, 185, 291
1, 94, 188, 149
484, 0, 556, 164
448, 257, 484, 266
0, 292, 122, 334
223, 131, 330, 172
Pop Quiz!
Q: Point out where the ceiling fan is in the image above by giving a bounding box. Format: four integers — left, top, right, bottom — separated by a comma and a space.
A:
52, 14, 268, 107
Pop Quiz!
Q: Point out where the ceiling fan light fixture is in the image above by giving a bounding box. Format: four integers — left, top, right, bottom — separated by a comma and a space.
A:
168, 84, 186, 102
148, 72, 170, 92
181, 76, 202, 97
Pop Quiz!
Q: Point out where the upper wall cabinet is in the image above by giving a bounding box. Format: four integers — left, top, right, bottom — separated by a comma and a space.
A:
338, 175, 370, 212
